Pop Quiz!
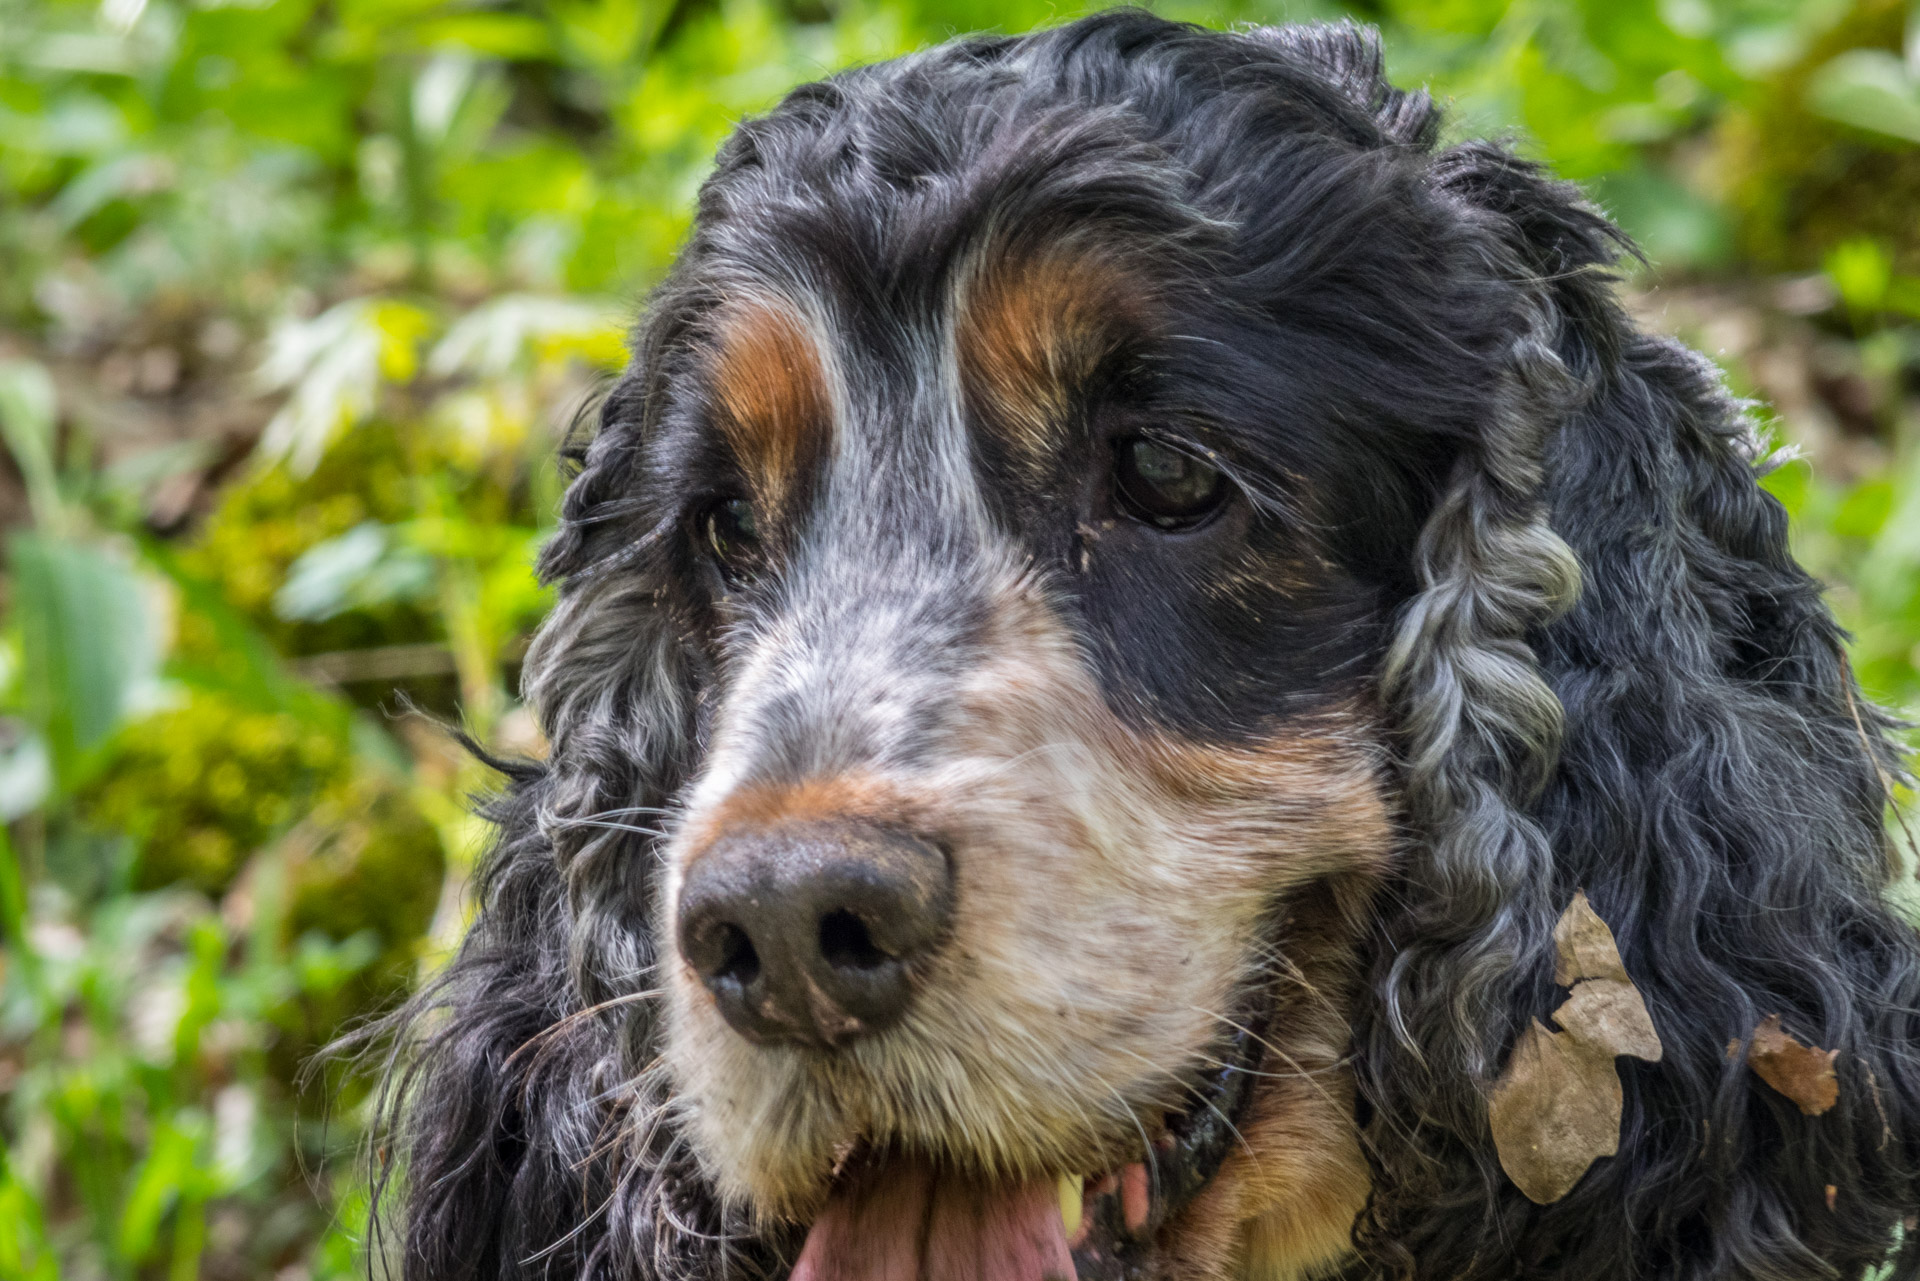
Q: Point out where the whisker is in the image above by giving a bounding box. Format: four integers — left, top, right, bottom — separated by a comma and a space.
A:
648, 1134, 748, 1246
576, 804, 675, 821
1093, 1075, 1160, 1175
1182, 1041, 1355, 1082
1106, 1043, 1261, 1173
506, 989, 663, 1074
1187, 1003, 1350, 1122
549, 818, 670, 839
1239, 939, 1348, 1025
520, 1174, 619, 1265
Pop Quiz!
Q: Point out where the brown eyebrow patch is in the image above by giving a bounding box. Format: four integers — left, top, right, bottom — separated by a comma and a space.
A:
709, 302, 831, 510
956, 252, 1145, 469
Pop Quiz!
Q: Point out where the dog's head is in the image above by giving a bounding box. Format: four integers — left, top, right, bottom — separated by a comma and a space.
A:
374, 15, 1920, 1281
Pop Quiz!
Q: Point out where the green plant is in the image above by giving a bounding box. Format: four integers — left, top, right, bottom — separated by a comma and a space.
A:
0, 825, 379, 1280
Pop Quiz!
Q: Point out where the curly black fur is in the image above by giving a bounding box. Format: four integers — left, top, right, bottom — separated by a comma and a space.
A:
347, 13, 1920, 1280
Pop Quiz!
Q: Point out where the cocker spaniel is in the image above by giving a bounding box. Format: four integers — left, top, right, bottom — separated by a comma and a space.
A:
362, 13, 1920, 1281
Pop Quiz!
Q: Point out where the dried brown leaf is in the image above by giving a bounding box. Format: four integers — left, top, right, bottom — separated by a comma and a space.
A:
1555, 978, 1663, 1063
1552, 890, 1630, 986
1746, 1014, 1840, 1116
1492, 894, 1665, 1205
1490, 1019, 1624, 1205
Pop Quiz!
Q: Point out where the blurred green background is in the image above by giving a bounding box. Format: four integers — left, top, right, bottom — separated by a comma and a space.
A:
2, 0, 1918, 1275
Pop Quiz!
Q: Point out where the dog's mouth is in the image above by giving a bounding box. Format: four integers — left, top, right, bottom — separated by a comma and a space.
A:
1066, 1007, 1268, 1281
787, 998, 1268, 1281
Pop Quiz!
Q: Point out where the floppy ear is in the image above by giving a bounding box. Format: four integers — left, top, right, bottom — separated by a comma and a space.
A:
1355, 136, 1920, 1279
349, 340, 766, 1280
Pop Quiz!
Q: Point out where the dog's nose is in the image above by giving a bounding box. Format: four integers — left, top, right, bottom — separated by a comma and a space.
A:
675, 822, 952, 1047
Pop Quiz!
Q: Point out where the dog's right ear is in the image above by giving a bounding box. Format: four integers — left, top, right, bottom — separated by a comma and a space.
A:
522, 359, 707, 1009
351, 341, 741, 1279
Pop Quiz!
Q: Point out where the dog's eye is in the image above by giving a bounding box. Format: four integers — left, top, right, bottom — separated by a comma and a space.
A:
701, 498, 762, 584
1112, 438, 1226, 529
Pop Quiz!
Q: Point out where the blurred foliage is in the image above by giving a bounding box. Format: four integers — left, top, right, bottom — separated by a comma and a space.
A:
82, 693, 350, 896
1719, 0, 1920, 271
0, 0, 1917, 1275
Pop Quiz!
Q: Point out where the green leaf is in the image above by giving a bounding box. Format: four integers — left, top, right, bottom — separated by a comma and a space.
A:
274, 521, 436, 621
9, 533, 165, 794
0, 360, 65, 531
0, 1159, 59, 1281
0, 729, 52, 821
0, 825, 47, 1014
115, 1114, 206, 1263
1807, 48, 1920, 145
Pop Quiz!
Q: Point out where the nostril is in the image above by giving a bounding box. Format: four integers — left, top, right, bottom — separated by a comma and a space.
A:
818, 909, 890, 972
679, 822, 951, 1046
712, 922, 761, 987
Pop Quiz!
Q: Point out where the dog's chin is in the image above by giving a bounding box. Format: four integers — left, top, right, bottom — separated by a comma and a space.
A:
791, 1000, 1276, 1281
668, 960, 1348, 1281
664, 1016, 1216, 1225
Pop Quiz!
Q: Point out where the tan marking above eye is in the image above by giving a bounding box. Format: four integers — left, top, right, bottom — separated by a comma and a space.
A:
955, 253, 1144, 468
709, 302, 831, 510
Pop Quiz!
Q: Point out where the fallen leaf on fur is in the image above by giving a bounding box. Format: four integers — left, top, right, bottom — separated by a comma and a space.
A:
1492, 895, 1664, 1205
1490, 1018, 1624, 1204
1745, 1014, 1839, 1116
1553, 979, 1662, 1063
1551, 889, 1630, 986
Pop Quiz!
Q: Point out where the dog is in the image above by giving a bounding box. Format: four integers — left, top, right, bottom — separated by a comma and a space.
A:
360, 13, 1920, 1280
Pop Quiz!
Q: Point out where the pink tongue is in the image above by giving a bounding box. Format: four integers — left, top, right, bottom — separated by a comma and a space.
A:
790, 1157, 1076, 1281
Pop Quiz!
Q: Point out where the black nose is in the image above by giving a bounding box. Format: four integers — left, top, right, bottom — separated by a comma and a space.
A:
675, 822, 953, 1047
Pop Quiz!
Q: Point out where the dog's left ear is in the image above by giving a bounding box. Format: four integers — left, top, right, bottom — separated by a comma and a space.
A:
1354, 133, 1920, 1276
